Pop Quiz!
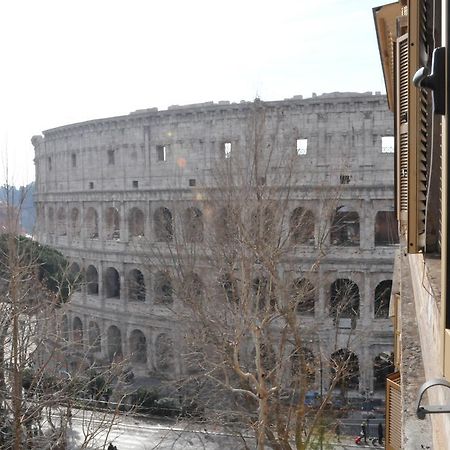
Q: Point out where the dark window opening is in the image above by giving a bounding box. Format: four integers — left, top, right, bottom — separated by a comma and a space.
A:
184, 207, 203, 242
340, 175, 350, 184
132, 180, 138, 188
89, 182, 94, 189
330, 278, 360, 319
290, 207, 315, 245
330, 207, 360, 246
375, 280, 392, 319
375, 211, 399, 246
373, 352, 394, 390
104, 267, 120, 298
154, 271, 173, 304
156, 145, 167, 162
330, 349, 359, 391
154, 207, 173, 241
189, 178, 196, 187
129, 330, 147, 364
128, 269, 146, 302
71, 153, 77, 168
107, 149, 115, 165
86, 265, 99, 295
291, 278, 315, 315
48, 157, 52, 171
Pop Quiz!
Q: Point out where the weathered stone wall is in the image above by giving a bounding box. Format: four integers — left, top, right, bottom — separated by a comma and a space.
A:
33, 92, 396, 391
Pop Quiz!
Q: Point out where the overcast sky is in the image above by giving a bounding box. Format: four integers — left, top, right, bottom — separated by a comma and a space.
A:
0, 0, 386, 186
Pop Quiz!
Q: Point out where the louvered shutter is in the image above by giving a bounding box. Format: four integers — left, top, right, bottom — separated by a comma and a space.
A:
386, 372, 401, 450
396, 34, 409, 224
407, 0, 430, 252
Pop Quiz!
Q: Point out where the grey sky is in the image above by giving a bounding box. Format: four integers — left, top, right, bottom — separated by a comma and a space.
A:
0, 0, 386, 186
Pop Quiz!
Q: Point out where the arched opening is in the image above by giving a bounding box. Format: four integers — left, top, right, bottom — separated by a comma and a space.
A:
250, 205, 277, 243
182, 272, 204, 303
215, 207, 238, 243
330, 279, 360, 319
128, 269, 146, 302
290, 207, 315, 245
70, 207, 81, 238
86, 265, 99, 295
291, 347, 315, 385
154, 271, 173, 304
48, 207, 55, 234
373, 352, 394, 390
73, 317, 83, 345
375, 280, 392, 319
105, 207, 120, 240
56, 207, 66, 236
330, 206, 360, 246
253, 276, 276, 311
330, 349, 359, 392
154, 207, 173, 242
219, 273, 239, 304
107, 325, 123, 362
291, 278, 315, 315
184, 207, 204, 242
85, 207, 99, 239
128, 207, 145, 238
88, 321, 101, 352
129, 329, 147, 364
375, 211, 399, 246
155, 333, 174, 372
104, 267, 120, 298
69, 262, 82, 292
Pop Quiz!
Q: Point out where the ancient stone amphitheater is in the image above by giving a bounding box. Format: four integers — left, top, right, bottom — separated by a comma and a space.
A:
32, 92, 396, 393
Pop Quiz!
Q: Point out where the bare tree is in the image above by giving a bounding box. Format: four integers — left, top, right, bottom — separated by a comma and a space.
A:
0, 183, 123, 450
147, 101, 359, 449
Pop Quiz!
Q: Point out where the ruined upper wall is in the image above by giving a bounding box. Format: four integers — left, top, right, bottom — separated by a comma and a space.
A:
32, 92, 394, 194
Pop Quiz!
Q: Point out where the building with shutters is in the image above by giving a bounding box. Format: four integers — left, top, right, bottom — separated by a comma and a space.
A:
374, 0, 450, 448
32, 92, 396, 397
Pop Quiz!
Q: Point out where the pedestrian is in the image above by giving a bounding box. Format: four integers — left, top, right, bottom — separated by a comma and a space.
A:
334, 421, 341, 442
107, 444, 115, 450
378, 422, 384, 445
361, 421, 367, 444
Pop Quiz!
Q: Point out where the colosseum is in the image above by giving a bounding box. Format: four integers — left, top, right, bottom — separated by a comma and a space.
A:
32, 92, 396, 395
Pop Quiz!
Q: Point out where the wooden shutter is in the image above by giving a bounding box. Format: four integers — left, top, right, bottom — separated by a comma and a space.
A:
386, 372, 402, 450
407, 0, 430, 253
396, 33, 409, 224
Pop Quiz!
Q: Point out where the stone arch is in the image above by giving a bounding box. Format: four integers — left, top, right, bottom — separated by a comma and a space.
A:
86, 265, 99, 295
85, 207, 99, 239
290, 207, 315, 245
104, 267, 120, 298
375, 211, 399, 246
107, 325, 123, 362
374, 280, 392, 319
154, 207, 173, 242
330, 279, 360, 318
88, 321, 101, 351
70, 207, 81, 238
128, 207, 145, 238
373, 352, 394, 390
183, 207, 204, 243
250, 204, 276, 242
155, 333, 174, 372
48, 207, 55, 234
56, 207, 66, 236
291, 278, 315, 315
128, 269, 146, 302
290, 347, 315, 384
330, 349, 359, 391
73, 317, 83, 344
154, 271, 173, 304
330, 206, 360, 246
105, 207, 120, 240
129, 329, 147, 364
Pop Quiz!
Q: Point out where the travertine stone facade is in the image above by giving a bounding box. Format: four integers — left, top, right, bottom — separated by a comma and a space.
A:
33, 92, 396, 392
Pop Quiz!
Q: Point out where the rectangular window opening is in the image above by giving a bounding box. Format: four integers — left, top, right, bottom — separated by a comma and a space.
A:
381, 136, 394, 153
132, 180, 139, 188
296, 138, 308, 155
224, 142, 232, 158
48, 157, 52, 171
340, 175, 350, 185
107, 149, 115, 165
89, 182, 94, 189
71, 153, 77, 168
189, 178, 196, 187
157, 145, 167, 162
